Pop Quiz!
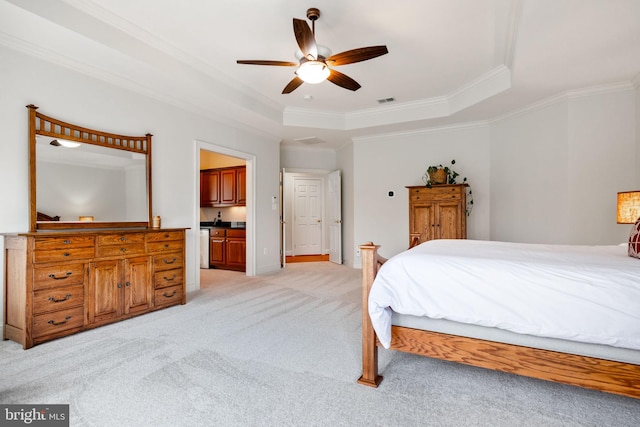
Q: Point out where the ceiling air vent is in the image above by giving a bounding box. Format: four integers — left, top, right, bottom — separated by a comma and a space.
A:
377, 97, 396, 104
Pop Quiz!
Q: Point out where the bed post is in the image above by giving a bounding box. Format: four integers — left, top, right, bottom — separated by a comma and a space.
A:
357, 242, 383, 387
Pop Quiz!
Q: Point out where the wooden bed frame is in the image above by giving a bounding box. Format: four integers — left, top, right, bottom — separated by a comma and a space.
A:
356, 242, 640, 399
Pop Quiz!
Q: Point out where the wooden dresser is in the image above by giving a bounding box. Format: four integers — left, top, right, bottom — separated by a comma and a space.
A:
3, 228, 186, 349
407, 184, 467, 246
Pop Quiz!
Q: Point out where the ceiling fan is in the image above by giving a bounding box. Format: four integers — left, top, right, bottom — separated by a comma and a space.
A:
237, 8, 388, 94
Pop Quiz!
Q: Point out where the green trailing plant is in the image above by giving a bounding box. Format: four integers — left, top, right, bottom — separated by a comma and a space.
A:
422, 159, 474, 215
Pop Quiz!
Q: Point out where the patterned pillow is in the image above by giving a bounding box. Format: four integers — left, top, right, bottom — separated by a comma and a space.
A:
628, 217, 640, 258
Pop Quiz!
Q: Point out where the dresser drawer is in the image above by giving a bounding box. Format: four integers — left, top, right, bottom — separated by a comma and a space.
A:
154, 284, 183, 307
33, 264, 86, 290
146, 231, 183, 242
96, 243, 145, 258
34, 247, 96, 263
154, 252, 184, 271
33, 284, 84, 315
155, 268, 183, 289
147, 240, 183, 253
34, 236, 95, 251
32, 306, 84, 338
97, 233, 145, 245
410, 187, 463, 201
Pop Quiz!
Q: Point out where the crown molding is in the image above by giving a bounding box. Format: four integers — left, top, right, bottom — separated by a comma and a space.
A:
503, 0, 522, 69
490, 81, 636, 124
284, 65, 511, 131
280, 143, 339, 153
446, 65, 511, 114
352, 120, 490, 143
61, 0, 284, 114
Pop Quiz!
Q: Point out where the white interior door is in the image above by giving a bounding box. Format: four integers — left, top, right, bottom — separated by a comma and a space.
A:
328, 170, 342, 264
293, 177, 323, 255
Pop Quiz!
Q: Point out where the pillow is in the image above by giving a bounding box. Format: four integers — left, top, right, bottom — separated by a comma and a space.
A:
628, 217, 640, 258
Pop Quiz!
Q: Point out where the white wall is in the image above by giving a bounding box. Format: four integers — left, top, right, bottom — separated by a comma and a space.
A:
636, 80, 640, 188
567, 90, 636, 244
0, 45, 282, 316
346, 85, 637, 264
352, 124, 491, 263
492, 88, 635, 245
280, 146, 336, 170
490, 101, 570, 243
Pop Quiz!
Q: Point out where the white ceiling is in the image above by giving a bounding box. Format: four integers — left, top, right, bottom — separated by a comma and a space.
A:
2, 0, 640, 149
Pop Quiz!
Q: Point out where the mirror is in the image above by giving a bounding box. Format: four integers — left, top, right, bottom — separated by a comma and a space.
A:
28, 105, 152, 231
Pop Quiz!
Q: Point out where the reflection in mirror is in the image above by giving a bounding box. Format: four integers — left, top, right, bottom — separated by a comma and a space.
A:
36, 135, 148, 223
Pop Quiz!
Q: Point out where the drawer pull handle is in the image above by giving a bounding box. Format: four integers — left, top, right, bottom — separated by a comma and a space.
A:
120, 248, 127, 252
126, 282, 131, 287
162, 290, 177, 298
164, 234, 170, 238
120, 236, 127, 241
118, 283, 122, 288
49, 294, 72, 303
63, 240, 71, 244
63, 252, 71, 257
163, 274, 176, 281
48, 272, 72, 280
48, 316, 72, 326
162, 258, 177, 264
164, 244, 169, 248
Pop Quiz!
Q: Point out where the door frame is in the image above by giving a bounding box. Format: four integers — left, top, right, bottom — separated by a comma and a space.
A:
195, 140, 256, 290
281, 168, 342, 264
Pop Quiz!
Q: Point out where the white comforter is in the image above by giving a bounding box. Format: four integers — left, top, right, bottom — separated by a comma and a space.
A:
368, 240, 640, 350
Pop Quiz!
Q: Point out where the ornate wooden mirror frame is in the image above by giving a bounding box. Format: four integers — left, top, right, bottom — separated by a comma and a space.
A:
28, 105, 153, 231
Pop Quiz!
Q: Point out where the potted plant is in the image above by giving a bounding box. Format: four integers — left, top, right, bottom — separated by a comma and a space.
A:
422, 159, 474, 215
426, 165, 448, 185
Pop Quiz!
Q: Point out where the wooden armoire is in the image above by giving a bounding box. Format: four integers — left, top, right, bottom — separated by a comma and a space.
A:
407, 184, 467, 246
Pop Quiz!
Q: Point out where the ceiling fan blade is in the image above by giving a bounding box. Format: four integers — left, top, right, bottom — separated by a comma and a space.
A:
326, 46, 388, 66
237, 60, 298, 66
327, 69, 361, 91
293, 18, 318, 60
282, 76, 304, 94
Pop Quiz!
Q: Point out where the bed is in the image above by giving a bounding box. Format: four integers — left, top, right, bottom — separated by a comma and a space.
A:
357, 239, 640, 399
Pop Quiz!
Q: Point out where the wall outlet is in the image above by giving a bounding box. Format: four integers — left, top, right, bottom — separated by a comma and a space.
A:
356, 248, 361, 257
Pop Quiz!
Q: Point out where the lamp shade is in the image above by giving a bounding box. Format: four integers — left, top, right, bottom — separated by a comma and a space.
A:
617, 191, 640, 224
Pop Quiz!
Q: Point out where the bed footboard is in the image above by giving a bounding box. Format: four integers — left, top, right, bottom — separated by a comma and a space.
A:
356, 241, 640, 399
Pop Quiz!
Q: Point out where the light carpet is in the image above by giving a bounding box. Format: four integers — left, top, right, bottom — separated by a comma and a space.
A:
1, 262, 639, 426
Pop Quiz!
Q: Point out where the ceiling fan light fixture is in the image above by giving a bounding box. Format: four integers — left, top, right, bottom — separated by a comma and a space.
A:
50, 138, 81, 148
296, 60, 330, 84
